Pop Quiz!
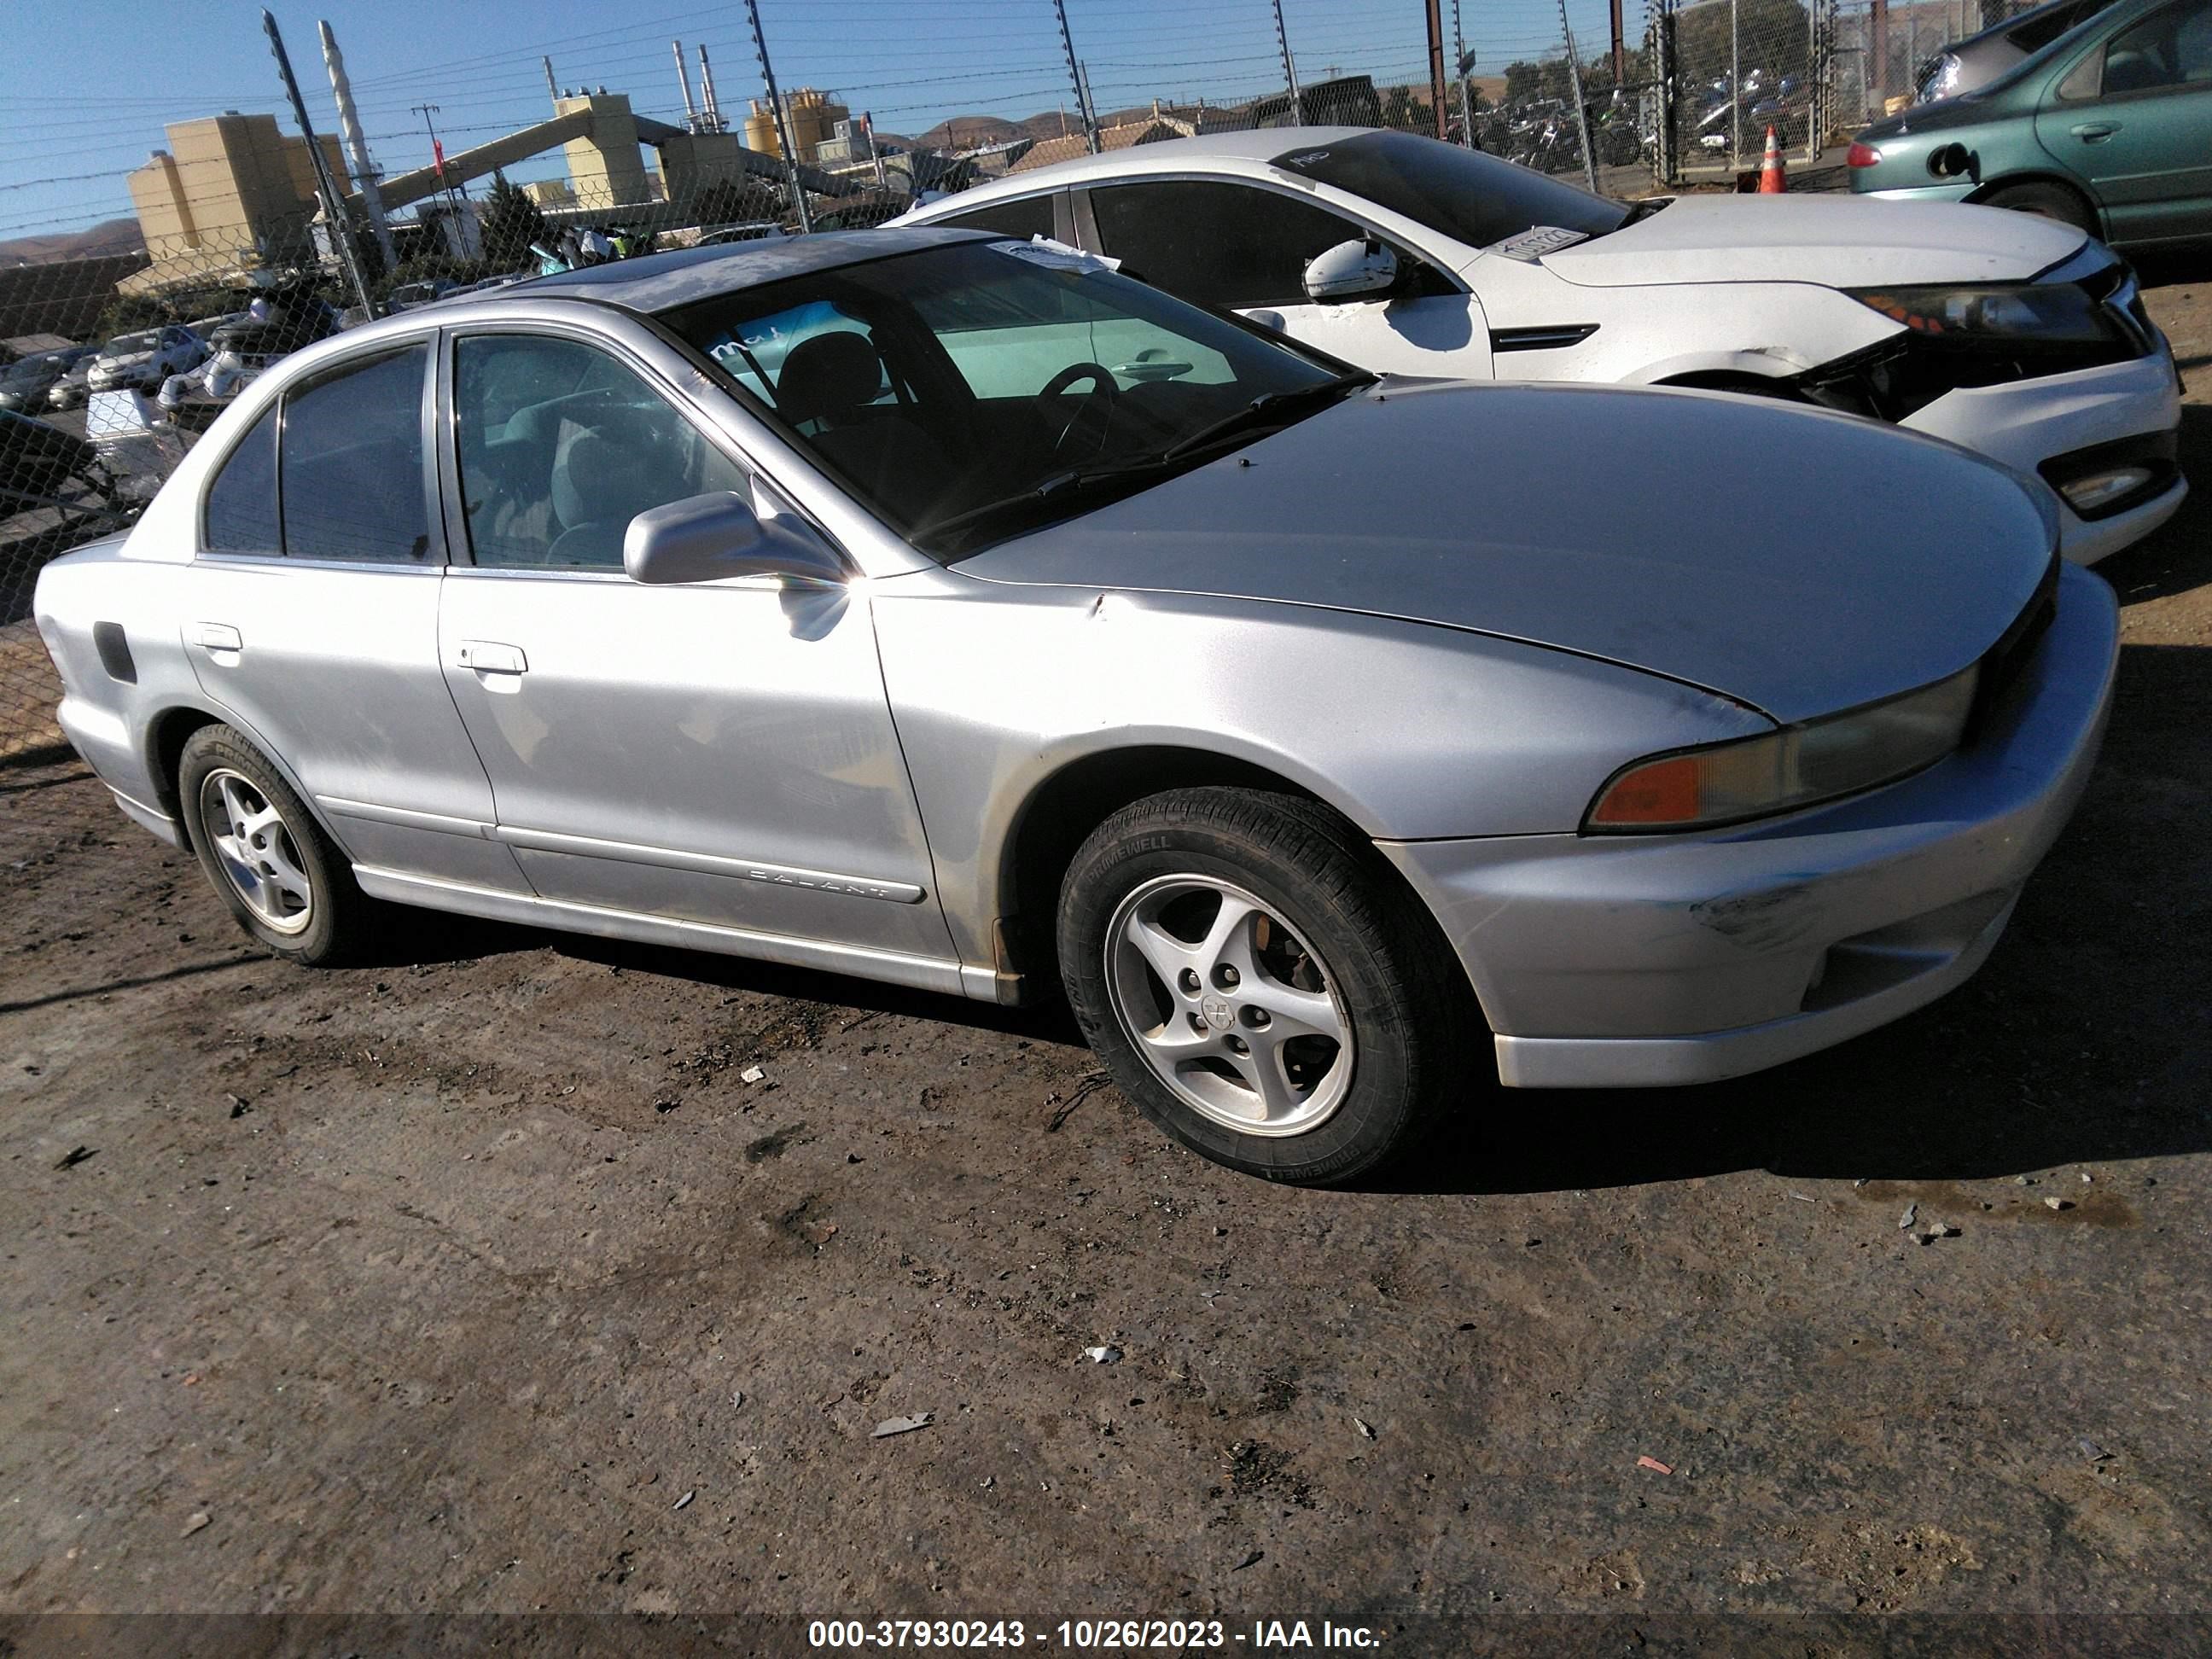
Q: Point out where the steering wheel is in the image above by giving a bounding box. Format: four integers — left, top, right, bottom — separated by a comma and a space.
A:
1036, 362, 1120, 461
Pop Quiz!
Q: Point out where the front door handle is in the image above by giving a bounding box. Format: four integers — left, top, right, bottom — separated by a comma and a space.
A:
456, 639, 527, 675
194, 622, 242, 652
2070, 121, 2120, 141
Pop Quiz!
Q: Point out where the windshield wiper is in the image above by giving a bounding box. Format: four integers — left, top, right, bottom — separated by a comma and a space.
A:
914, 371, 1375, 556
1157, 370, 1377, 462
916, 458, 1176, 553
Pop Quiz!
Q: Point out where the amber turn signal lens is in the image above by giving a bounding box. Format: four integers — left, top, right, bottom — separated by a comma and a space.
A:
1586, 755, 1702, 826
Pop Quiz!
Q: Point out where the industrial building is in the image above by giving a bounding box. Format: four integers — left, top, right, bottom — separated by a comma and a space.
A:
122, 114, 345, 293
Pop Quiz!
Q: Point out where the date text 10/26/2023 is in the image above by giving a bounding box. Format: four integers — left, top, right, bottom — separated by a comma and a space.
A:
806, 1618, 1387, 1649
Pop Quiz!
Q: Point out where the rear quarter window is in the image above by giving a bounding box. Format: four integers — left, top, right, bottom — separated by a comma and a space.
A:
202, 405, 279, 554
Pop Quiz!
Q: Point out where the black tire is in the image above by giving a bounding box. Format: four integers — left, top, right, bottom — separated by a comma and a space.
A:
1057, 787, 1476, 1185
1980, 181, 2100, 238
177, 724, 375, 966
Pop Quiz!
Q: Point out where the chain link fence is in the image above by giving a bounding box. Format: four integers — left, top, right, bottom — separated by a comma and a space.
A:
0, 63, 1524, 776
1642, 0, 1825, 178
0, 0, 1953, 780
1829, 0, 2046, 125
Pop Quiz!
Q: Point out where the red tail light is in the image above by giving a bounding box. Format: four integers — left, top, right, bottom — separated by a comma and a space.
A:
1846, 142, 1883, 168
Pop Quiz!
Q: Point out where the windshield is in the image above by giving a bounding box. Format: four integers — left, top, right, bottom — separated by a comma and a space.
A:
1269, 130, 1628, 250
658, 238, 1359, 556
105, 331, 160, 356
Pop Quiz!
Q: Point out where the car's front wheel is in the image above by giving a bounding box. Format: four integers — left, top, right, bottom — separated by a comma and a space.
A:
1980, 181, 2099, 236
1057, 788, 1472, 1185
178, 724, 375, 966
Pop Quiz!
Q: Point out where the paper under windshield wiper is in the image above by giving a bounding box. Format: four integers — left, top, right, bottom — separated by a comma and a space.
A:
1158, 371, 1376, 462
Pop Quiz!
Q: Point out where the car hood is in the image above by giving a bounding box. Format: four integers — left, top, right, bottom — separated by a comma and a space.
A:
958, 381, 2056, 725
1536, 193, 2084, 288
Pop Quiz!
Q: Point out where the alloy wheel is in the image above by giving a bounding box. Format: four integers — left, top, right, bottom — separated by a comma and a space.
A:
1103, 875, 1353, 1137
197, 767, 315, 935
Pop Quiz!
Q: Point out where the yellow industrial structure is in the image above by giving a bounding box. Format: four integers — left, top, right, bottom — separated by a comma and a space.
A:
123, 113, 345, 293
553, 92, 650, 207
742, 89, 848, 163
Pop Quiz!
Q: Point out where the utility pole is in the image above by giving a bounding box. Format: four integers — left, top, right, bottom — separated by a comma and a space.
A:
1451, 0, 1475, 146
543, 55, 558, 112
1271, 0, 1301, 113
1053, 0, 1100, 154
261, 9, 374, 317
317, 20, 393, 271
1558, 0, 1601, 191
743, 0, 810, 233
412, 102, 464, 253
1731, 0, 1743, 166
1611, 0, 1627, 84
1424, 0, 1451, 140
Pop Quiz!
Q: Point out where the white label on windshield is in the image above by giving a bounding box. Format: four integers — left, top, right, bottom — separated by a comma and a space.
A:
992, 236, 1121, 274
1487, 225, 1592, 262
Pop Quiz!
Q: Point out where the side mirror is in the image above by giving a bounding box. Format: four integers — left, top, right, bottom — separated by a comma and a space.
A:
624, 491, 845, 586
1302, 236, 1399, 303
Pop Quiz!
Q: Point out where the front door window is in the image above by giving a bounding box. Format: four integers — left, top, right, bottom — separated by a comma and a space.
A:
452, 334, 751, 570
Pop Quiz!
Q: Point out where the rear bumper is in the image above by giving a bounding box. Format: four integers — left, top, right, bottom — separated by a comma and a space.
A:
1380, 561, 2118, 1089
55, 693, 180, 847
1901, 349, 2184, 565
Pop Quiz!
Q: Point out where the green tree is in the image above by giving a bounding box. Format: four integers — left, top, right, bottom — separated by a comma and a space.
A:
94, 292, 172, 341
1676, 0, 1810, 87
1504, 57, 1575, 104
478, 171, 547, 274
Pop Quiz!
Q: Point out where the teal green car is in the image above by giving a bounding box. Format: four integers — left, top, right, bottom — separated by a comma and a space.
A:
1849, 0, 2211, 249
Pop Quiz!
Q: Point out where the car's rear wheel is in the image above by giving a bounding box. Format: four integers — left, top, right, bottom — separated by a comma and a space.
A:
1980, 181, 2099, 237
178, 725, 374, 966
1057, 787, 1472, 1185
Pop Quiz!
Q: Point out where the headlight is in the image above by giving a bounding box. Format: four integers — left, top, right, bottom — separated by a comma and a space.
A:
1916, 52, 1964, 103
1847, 282, 2122, 351
1585, 666, 1980, 833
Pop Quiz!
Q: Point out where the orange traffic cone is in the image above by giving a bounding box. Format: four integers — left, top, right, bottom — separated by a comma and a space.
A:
1759, 125, 1788, 194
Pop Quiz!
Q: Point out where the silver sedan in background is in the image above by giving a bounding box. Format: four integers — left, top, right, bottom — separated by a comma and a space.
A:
33, 229, 2117, 1185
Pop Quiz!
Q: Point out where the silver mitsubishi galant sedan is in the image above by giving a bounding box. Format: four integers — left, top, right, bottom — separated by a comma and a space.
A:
33, 228, 2117, 1185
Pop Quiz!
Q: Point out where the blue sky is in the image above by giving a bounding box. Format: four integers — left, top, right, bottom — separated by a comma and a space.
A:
2, 0, 1618, 241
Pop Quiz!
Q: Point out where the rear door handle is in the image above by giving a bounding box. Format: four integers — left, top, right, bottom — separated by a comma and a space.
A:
194, 622, 242, 652
2070, 121, 2119, 141
456, 639, 527, 674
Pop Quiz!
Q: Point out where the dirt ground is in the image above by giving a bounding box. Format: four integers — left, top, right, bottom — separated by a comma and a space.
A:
2, 265, 2209, 1654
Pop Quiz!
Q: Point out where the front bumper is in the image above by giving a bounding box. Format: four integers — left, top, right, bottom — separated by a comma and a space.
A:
1901, 349, 2185, 565
1381, 561, 2118, 1089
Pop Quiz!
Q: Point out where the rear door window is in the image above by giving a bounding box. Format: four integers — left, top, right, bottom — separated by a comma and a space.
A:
2098, 0, 2212, 90
1086, 179, 1368, 308
279, 345, 434, 563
